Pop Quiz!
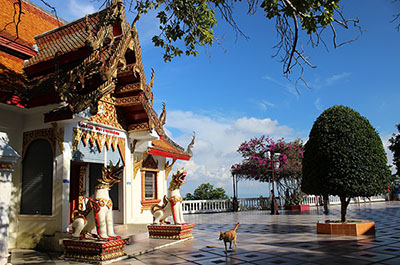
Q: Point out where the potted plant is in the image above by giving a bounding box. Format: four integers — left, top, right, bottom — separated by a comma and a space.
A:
284, 190, 309, 211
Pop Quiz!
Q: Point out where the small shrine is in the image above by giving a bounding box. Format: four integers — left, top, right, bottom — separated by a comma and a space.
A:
0, 0, 194, 252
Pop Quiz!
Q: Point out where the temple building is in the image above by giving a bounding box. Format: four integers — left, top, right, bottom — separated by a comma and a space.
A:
0, 0, 193, 249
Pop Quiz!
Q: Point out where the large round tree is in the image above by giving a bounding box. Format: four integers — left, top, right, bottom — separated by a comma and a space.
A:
302, 105, 392, 222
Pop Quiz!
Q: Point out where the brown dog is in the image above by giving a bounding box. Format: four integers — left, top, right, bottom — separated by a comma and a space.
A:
219, 222, 239, 254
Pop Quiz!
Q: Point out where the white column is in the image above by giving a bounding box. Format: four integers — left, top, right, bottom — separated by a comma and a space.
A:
60, 140, 71, 232
0, 133, 19, 265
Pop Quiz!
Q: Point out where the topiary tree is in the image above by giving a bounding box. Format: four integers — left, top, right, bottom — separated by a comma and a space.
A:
302, 105, 392, 222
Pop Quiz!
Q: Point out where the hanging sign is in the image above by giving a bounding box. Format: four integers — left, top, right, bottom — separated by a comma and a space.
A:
78, 121, 120, 136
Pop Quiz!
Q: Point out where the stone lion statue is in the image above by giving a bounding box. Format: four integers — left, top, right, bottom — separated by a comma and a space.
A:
151, 168, 187, 225
71, 160, 124, 240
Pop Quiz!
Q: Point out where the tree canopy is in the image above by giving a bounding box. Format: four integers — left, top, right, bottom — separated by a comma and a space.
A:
302, 105, 392, 222
3, 0, 369, 88
185, 183, 229, 200
132, 0, 363, 87
389, 124, 400, 177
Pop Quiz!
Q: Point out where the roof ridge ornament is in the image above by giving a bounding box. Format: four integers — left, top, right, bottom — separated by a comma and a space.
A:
186, 131, 196, 157
159, 102, 166, 126
148, 68, 155, 107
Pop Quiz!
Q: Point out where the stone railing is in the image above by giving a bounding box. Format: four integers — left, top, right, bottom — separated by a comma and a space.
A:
302, 195, 386, 206
182, 195, 386, 214
183, 199, 232, 214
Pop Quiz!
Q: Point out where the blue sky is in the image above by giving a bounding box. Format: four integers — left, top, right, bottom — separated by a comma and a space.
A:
30, 0, 400, 197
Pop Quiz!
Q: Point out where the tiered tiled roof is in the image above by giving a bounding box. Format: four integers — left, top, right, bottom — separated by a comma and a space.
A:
24, 9, 107, 69
0, 0, 63, 49
0, 0, 64, 106
1, 0, 192, 160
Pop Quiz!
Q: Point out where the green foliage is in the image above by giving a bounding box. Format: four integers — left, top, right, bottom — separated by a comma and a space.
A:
389, 124, 400, 177
302, 105, 392, 221
185, 183, 229, 200
134, 0, 348, 69
261, 0, 339, 33
284, 188, 305, 206
135, 0, 217, 62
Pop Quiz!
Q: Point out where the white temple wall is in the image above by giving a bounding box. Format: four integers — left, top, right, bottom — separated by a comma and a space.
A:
0, 103, 173, 249
0, 104, 65, 249
0, 105, 23, 250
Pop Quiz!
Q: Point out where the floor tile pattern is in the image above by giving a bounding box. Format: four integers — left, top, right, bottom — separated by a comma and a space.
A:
9, 201, 400, 264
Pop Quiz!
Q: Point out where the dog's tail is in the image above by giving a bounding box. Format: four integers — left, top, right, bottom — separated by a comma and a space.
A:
233, 222, 240, 232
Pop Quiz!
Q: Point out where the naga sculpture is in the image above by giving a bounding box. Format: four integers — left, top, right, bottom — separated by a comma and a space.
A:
151, 168, 187, 225
71, 161, 124, 240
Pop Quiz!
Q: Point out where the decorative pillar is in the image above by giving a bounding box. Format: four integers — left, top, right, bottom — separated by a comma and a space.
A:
0, 133, 20, 265
61, 140, 71, 232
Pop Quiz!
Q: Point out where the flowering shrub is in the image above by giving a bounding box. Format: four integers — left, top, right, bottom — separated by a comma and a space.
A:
231, 136, 304, 205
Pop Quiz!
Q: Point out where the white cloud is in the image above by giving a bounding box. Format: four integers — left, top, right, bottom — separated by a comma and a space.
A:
314, 97, 322, 111
326, 72, 351, 85
164, 110, 300, 197
262, 75, 299, 97
233, 117, 292, 135
259, 100, 275, 111
311, 72, 351, 89
68, 0, 96, 19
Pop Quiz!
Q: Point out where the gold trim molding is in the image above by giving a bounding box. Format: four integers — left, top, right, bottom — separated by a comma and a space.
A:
133, 151, 146, 179
22, 128, 56, 159
51, 123, 64, 153
164, 159, 176, 180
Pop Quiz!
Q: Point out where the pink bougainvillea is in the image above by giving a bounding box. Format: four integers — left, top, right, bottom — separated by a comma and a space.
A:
231, 136, 303, 180
231, 136, 304, 205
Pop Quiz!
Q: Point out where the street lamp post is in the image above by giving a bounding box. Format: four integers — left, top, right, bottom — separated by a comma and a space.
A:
232, 173, 239, 212
269, 152, 281, 215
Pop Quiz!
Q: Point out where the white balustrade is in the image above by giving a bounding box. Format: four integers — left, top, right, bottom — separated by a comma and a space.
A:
182, 194, 387, 214
183, 199, 232, 214
300, 195, 386, 206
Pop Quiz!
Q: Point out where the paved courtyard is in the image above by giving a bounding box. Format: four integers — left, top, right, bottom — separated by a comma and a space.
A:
9, 201, 400, 264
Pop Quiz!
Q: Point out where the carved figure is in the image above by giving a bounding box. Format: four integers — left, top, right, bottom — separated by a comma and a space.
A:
151, 168, 187, 225
71, 161, 124, 240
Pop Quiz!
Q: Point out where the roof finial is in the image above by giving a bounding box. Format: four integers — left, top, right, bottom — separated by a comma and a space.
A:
159, 102, 166, 125
186, 131, 196, 157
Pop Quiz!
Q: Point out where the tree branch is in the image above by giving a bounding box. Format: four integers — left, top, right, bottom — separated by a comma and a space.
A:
284, 12, 298, 75
1, 1, 23, 41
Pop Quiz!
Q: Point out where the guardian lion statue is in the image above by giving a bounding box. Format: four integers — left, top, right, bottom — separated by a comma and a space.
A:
71, 160, 124, 240
151, 168, 187, 225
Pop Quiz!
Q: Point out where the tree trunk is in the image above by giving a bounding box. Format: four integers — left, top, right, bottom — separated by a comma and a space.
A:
339, 195, 351, 223
323, 194, 329, 214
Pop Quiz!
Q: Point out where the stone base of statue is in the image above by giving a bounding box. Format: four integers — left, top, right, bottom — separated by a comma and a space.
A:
147, 223, 194, 240
61, 237, 129, 264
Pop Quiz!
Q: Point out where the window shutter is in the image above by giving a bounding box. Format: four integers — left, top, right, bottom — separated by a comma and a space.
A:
144, 171, 156, 199
20, 139, 53, 215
